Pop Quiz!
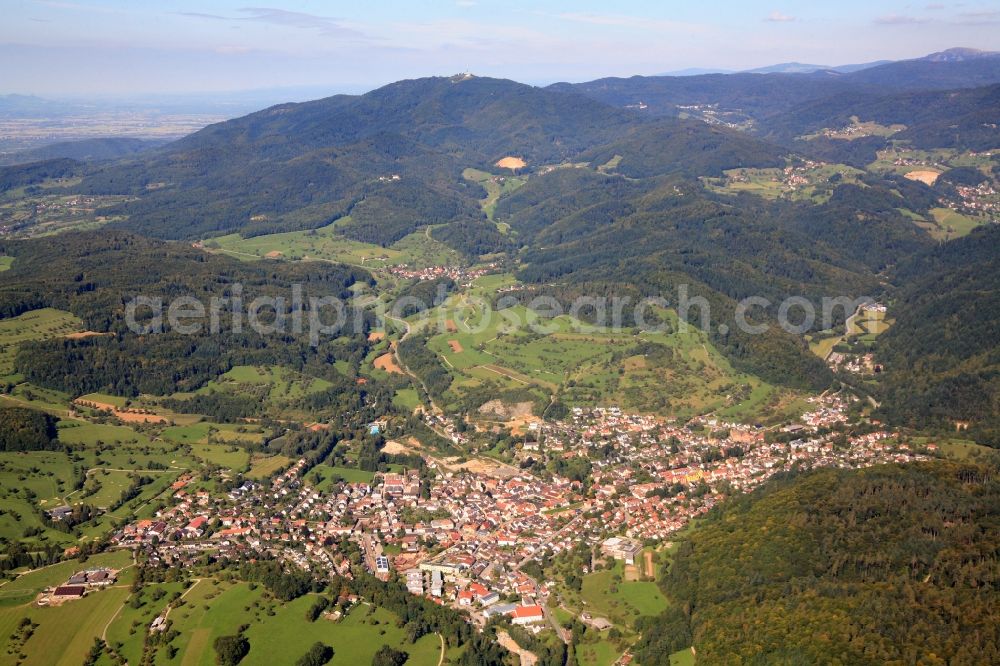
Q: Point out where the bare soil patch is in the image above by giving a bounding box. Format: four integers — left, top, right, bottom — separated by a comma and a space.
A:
478, 399, 534, 419
644, 549, 655, 578
115, 410, 167, 424
495, 156, 526, 170
367, 331, 386, 342
381, 439, 413, 455
374, 353, 404, 374
445, 319, 458, 332
904, 170, 941, 185
264, 250, 283, 258
64, 331, 112, 340
448, 339, 464, 353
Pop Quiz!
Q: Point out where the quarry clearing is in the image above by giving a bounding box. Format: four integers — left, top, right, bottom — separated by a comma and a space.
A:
904, 170, 941, 185
495, 156, 526, 170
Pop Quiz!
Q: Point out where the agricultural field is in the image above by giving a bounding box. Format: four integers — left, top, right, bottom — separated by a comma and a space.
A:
392, 388, 421, 412
799, 116, 906, 141
702, 162, 863, 203
207, 217, 459, 270
0, 308, 85, 377
0, 192, 131, 239
0, 256, 12, 272
0, 383, 76, 418
462, 168, 527, 220
415, 277, 802, 422
573, 560, 669, 626
807, 332, 841, 360
929, 207, 982, 240
0, 417, 198, 546
0, 553, 136, 666
102, 580, 189, 664
57, 423, 153, 447
159, 365, 339, 422
185, 443, 251, 471
160, 421, 266, 447
0, 551, 131, 604
124, 580, 443, 666
307, 464, 377, 490
868, 146, 996, 176
214, 365, 333, 402
575, 638, 624, 666
246, 454, 291, 479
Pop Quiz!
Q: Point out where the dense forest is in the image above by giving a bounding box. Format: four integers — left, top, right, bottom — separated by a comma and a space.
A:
634, 462, 1000, 665
877, 225, 1000, 446
0, 231, 374, 398
494, 169, 935, 390
0, 407, 59, 451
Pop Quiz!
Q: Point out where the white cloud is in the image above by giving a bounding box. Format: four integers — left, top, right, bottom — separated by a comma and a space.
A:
764, 11, 796, 23
874, 14, 928, 25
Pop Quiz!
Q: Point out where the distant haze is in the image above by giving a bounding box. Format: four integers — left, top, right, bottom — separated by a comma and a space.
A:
1, 0, 999, 96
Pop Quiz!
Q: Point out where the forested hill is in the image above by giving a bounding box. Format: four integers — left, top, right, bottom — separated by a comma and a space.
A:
634, 462, 1000, 665
72, 75, 655, 241
761, 83, 1000, 150
548, 51, 1000, 120
0, 137, 164, 166
877, 225, 1000, 446
0, 231, 379, 400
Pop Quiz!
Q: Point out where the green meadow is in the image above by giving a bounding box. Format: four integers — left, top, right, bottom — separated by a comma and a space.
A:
247, 454, 291, 479
412, 277, 802, 422
702, 163, 863, 203
576, 561, 669, 625
462, 168, 527, 220
308, 464, 377, 489
0, 308, 84, 375
141, 580, 442, 666
208, 217, 459, 270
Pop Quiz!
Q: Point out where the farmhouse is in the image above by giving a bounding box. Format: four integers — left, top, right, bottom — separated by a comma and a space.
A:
52, 586, 85, 599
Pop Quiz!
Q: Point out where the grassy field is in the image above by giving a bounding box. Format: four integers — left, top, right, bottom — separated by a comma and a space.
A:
577, 561, 669, 624
702, 163, 863, 203
409, 274, 806, 423
671, 648, 696, 665
160, 421, 266, 447
103, 580, 189, 664
2, 573, 442, 666
57, 422, 153, 446
0, 550, 132, 607
208, 218, 459, 270
194, 365, 334, 405
930, 207, 982, 240
0, 308, 84, 375
0, 256, 12, 272
392, 388, 421, 412
463, 168, 527, 220
77, 392, 128, 408
309, 464, 376, 489
800, 116, 906, 141
145, 580, 442, 666
808, 333, 840, 360
0, 422, 193, 545
189, 443, 252, 471
0, 192, 130, 239
576, 639, 622, 666
247, 454, 291, 479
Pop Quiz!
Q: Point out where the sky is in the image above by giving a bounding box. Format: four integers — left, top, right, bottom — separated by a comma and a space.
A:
2, 0, 1000, 96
